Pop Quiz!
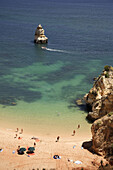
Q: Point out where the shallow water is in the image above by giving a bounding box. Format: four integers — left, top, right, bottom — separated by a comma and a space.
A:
0, 0, 113, 137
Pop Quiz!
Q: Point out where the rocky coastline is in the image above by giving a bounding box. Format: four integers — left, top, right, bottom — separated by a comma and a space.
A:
84, 65, 113, 167
84, 65, 113, 121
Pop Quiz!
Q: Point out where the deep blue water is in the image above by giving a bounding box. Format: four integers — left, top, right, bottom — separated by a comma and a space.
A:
0, 0, 113, 104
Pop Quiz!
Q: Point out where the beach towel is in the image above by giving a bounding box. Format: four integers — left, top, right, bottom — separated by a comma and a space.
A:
53, 155, 61, 159
73, 145, 76, 149
74, 160, 82, 164
27, 153, 35, 155
0, 149, 3, 152
35, 139, 40, 142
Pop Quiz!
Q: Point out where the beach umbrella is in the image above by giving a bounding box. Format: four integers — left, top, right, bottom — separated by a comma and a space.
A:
28, 147, 35, 152
19, 147, 26, 152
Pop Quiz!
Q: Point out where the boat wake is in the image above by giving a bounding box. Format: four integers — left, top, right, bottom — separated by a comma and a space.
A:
41, 47, 71, 54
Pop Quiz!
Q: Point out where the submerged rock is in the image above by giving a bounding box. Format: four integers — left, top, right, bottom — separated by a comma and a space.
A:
34, 24, 48, 44
76, 99, 84, 106
0, 97, 17, 106
84, 65, 113, 121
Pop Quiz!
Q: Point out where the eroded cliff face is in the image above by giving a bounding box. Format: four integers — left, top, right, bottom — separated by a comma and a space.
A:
84, 66, 113, 165
84, 66, 113, 121
91, 114, 113, 164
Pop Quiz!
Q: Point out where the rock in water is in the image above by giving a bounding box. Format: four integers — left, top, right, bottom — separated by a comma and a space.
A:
34, 24, 48, 44
84, 65, 113, 121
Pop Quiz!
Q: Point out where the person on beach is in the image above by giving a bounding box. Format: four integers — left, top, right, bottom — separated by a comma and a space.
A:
18, 136, 22, 140
20, 128, 23, 134
56, 136, 60, 142
31, 136, 38, 140
17, 146, 25, 155
77, 124, 80, 129
17, 146, 20, 153
34, 142, 36, 147
72, 130, 75, 136
14, 134, 18, 138
16, 128, 19, 132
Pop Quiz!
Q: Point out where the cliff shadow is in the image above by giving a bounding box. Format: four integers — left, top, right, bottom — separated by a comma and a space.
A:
68, 96, 88, 111
85, 117, 94, 124
82, 140, 101, 156
67, 96, 94, 124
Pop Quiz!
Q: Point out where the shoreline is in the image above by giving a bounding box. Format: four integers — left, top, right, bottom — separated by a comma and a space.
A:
0, 127, 108, 170
0, 116, 92, 139
0, 100, 92, 139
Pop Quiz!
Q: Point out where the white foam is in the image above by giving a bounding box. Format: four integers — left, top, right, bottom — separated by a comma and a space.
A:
42, 47, 71, 54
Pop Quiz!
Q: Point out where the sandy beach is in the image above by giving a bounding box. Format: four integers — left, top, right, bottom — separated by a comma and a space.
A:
0, 127, 108, 170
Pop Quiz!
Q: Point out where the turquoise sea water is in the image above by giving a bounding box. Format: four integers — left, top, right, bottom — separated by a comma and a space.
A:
0, 0, 113, 137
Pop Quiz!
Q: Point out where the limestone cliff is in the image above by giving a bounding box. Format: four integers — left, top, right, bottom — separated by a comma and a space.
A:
34, 24, 48, 44
84, 65, 113, 121
91, 114, 113, 165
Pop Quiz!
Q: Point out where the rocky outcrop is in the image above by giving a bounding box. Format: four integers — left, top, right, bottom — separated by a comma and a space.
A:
91, 114, 113, 165
84, 65, 113, 121
34, 24, 48, 44
83, 66, 113, 166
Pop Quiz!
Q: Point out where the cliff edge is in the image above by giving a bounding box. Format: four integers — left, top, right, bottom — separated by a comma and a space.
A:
84, 66, 113, 166
84, 65, 113, 121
